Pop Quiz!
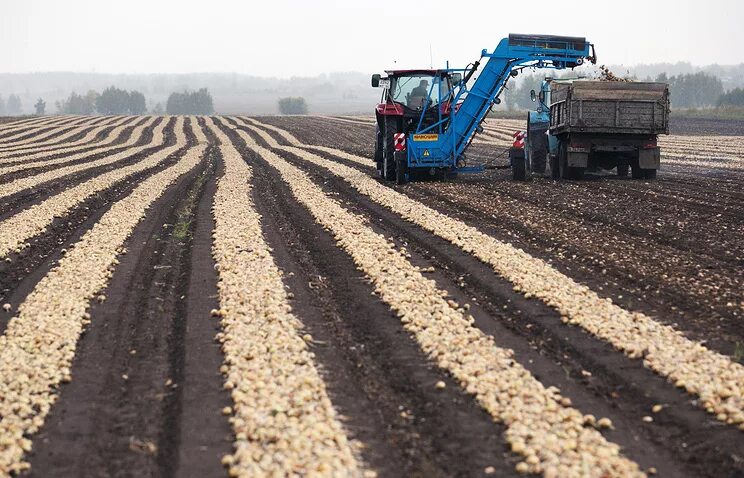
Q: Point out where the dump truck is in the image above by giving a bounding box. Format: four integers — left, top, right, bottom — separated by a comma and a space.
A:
520, 78, 669, 180
371, 34, 597, 184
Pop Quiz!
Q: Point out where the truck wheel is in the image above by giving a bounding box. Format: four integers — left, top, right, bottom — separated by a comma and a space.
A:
617, 163, 629, 177
558, 141, 572, 179
395, 151, 407, 185
631, 164, 644, 179
644, 169, 657, 180
382, 118, 398, 181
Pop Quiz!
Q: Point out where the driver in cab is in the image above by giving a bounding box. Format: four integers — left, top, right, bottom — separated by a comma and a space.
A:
408, 79, 430, 108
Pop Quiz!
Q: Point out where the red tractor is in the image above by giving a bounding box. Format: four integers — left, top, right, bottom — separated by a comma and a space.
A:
372, 70, 460, 181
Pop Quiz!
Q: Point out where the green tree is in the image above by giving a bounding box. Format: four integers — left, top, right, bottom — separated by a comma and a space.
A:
661, 72, 723, 108
0, 96, 5, 116
96, 86, 130, 114
277, 97, 308, 115
151, 102, 164, 115
717, 88, 744, 107
34, 98, 46, 115
166, 89, 214, 114
128, 91, 147, 114
6, 94, 22, 115
56, 91, 96, 114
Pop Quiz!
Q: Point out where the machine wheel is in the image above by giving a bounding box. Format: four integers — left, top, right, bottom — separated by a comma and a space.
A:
549, 155, 560, 179
526, 116, 548, 175
510, 147, 527, 181
644, 169, 657, 180
617, 163, 629, 177
395, 151, 407, 185
374, 123, 384, 176
529, 148, 547, 175
382, 118, 398, 181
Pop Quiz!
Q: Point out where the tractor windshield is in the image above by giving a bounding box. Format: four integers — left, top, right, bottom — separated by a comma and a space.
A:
391, 74, 451, 109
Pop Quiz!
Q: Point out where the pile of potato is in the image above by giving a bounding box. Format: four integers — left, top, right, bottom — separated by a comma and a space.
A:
208, 118, 364, 478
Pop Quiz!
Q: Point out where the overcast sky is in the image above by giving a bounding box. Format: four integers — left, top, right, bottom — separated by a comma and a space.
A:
2, 0, 742, 77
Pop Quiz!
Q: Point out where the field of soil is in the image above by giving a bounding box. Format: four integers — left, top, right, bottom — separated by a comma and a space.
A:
0, 114, 742, 478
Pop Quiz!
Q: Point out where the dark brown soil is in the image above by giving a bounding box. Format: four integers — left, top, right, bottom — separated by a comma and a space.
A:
25, 123, 231, 478
236, 121, 744, 478
4, 115, 744, 478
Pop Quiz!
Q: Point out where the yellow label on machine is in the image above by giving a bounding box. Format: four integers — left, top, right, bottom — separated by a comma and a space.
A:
423, 150, 430, 157
413, 134, 439, 141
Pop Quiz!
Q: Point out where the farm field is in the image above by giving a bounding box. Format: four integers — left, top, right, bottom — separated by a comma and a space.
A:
0, 114, 743, 478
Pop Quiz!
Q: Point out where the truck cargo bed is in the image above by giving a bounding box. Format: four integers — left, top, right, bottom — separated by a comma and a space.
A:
549, 81, 669, 136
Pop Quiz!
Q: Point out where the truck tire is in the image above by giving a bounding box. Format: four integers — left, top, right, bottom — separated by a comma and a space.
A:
644, 169, 657, 180
617, 163, 629, 177
631, 164, 643, 179
382, 118, 398, 181
395, 151, 407, 185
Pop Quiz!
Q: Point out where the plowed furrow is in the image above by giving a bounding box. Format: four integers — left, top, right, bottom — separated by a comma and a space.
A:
225, 119, 646, 477
0, 116, 98, 145
25, 128, 223, 478
243, 118, 744, 432
0, 117, 182, 259
0, 116, 132, 156
0, 117, 165, 200
236, 121, 744, 478
0, 123, 206, 475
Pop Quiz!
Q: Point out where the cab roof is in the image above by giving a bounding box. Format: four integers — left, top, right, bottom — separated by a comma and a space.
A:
384, 69, 445, 76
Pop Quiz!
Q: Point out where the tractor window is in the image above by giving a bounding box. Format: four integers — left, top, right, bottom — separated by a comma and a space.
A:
391, 75, 450, 108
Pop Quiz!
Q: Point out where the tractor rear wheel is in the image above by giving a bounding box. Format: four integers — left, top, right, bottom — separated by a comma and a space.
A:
395, 151, 407, 185
383, 118, 398, 181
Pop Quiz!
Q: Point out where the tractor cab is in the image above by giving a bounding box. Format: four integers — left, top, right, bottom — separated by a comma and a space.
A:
372, 70, 457, 126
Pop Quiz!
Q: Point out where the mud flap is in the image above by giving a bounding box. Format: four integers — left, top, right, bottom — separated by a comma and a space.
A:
639, 147, 661, 169
567, 151, 589, 168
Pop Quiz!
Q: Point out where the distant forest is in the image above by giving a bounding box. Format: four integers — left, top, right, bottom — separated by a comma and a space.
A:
0, 71, 377, 115
0, 63, 741, 115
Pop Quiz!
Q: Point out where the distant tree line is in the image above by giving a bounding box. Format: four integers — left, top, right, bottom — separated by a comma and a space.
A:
52, 86, 214, 115
56, 87, 147, 115
503, 70, 738, 111
278, 96, 308, 114
165, 89, 214, 114
0, 94, 23, 116
718, 88, 744, 107
655, 72, 724, 108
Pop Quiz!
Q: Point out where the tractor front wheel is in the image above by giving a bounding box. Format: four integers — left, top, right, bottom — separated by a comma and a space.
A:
383, 118, 398, 181
374, 123, 384, 176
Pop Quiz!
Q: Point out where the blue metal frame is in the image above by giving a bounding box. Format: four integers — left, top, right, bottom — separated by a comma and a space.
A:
405, 34, 594, 174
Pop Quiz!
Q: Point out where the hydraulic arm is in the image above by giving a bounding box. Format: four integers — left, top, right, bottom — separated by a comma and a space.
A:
405, 34, 596, 171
